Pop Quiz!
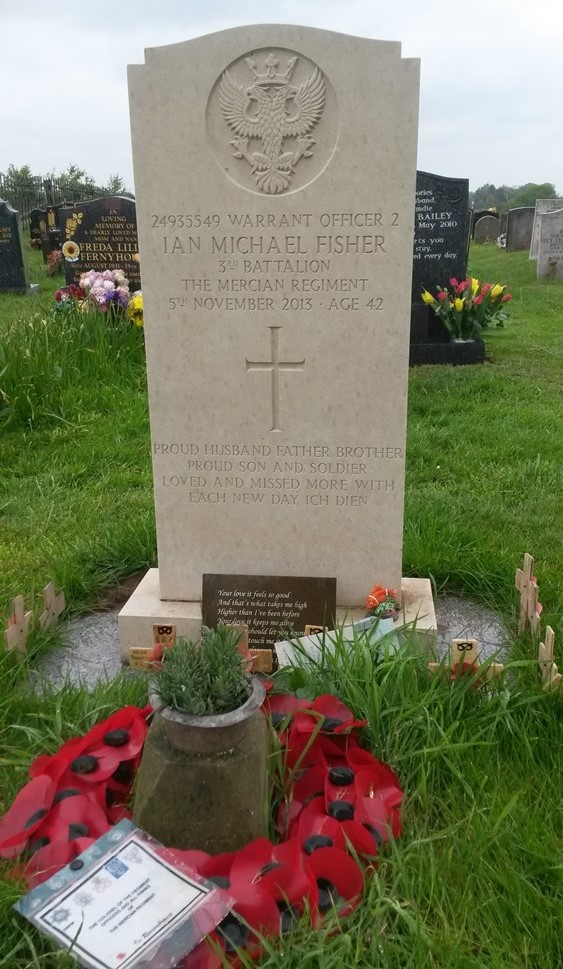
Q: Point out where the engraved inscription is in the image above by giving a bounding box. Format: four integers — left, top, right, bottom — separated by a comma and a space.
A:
153, 441, 401, 508
220, 52, 325, 194
246, 326, 305, 432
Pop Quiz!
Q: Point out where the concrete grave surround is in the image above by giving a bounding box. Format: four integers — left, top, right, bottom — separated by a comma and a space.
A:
473, 214, 499, 244
529, 198, 563, 259
537, 208, 563, 280
122, 25, 431, 655
506, 206, 535, 251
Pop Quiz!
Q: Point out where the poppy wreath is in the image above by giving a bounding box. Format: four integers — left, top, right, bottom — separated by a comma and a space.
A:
0, 690, 404, 967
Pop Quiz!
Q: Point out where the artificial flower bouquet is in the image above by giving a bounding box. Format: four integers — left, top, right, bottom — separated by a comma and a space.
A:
421, 277, 512, 341
54, 270, 143, 326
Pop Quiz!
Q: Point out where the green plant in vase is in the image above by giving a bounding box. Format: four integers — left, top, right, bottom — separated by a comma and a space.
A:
154, 624, 251, 716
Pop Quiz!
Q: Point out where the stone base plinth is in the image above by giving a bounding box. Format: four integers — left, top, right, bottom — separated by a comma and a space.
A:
119, 571, 436, 663
118, 568, 202, 661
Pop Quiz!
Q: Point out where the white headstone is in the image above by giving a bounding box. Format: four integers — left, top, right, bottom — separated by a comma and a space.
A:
537, 208, 563, 280
128, 25, 420, 607
529, 198, 563, 259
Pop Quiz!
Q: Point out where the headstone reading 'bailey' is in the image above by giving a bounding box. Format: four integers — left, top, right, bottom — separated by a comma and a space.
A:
529, 198, 563, 259
127, 26, 419, 610
202, 573, 336, 649
473, 214, 499, 244
506, 206, 535, 251
0, 199, 31, 293
59, 196, 140, 289
411, 171, 469, 342
537, 208, 563, 280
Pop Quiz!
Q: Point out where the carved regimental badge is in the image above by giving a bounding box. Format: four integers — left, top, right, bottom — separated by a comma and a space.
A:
219, 52, 326, 195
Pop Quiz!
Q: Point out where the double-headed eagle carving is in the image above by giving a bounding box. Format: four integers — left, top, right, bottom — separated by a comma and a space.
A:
219, 53, 326, 194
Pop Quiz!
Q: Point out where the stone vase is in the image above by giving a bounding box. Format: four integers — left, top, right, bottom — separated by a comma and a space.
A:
133, 676, 269, 853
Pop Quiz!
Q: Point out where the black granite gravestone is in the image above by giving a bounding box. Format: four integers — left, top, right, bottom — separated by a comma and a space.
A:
0, 198, 29, 293
411, 171, 470, 345
29, 208, 47, 244
59, 196, 140, 289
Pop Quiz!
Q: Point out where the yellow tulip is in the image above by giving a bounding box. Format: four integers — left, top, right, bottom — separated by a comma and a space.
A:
471, 278, 479, 295
421, 290, 435, 304
454, 297, 465, 312
491, 284, 503, 299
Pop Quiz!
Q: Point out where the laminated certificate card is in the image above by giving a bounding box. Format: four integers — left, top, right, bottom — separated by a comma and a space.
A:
15, 821, 231, 969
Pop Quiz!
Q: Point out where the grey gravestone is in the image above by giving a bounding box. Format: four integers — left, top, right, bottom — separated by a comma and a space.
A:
411, 170, 469, 342
529, 198, 563, 259
499, 212, 508, 236
59, 196, 140, 289
506, 206, 535, 251
473, 214, 499, 244
471, 210, 497, 238
0, 198, 35, 293
202, 573, 336, 650
537, 208, 563, 280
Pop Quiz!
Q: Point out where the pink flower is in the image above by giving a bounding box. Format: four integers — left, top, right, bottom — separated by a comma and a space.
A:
456, 280, 470, 294
437, 291, 448, 302
449, 278, 459, 287
480, 283, 491, 295
501, 293, 512, 302
474, 295, 483, 305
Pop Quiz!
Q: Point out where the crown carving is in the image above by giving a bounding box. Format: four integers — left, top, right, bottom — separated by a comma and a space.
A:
244, 52, 298, 86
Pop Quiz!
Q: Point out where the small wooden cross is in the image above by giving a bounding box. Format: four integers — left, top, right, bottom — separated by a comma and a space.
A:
429, 638, 504, 682
515, 553, 541, 636
4, 595, 32, 656
538, 626, 562, 693
39, 581, 65, 631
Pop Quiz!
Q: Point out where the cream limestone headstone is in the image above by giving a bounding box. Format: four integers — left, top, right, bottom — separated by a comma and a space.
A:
537, 208, 563, 280
529, 198, 563, 259
121, 25, 427, 658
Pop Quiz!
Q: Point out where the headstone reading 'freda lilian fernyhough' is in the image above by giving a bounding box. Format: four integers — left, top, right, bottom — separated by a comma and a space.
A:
120, 25, 423, 655
59, 196, 140, 289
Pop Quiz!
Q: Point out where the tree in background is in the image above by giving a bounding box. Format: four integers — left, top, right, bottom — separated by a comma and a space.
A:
470, 182, 558, 212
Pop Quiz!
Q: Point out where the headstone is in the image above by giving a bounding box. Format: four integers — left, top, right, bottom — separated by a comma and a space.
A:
529, 198, 563, 259
59, 196, 141, 289
471, 209, 496, 238
537, 208, 563, 280
505, 206, 535, 251
127, 25, 419, 611
411, 171, 469, 342
473, 214, 499, 244
0, 199, 33, 293
29, 207, 47, 244
498, 212, 508, 236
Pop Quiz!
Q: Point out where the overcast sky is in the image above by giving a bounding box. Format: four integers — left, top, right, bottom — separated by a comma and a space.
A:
1, 0, 562, 195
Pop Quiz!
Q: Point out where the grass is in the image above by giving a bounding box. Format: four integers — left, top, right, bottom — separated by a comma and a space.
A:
0, 244, 562, 966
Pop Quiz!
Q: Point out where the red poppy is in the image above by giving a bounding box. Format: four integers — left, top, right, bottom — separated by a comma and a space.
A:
292, 695, 367, 737
305, 846, 364, 916
0, 775, 55, 857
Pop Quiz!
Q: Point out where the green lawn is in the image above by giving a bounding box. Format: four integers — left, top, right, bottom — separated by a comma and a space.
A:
0, 244, 561, 967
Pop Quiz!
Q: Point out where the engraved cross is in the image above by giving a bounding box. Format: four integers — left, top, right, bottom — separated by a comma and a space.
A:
246, 326, 305, 432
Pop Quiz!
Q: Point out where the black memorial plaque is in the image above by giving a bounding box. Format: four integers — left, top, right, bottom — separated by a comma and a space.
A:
411, 171, 470, 344
0, 198, 28, 292
202, 574, 337, 650
59, 195, 140, 289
